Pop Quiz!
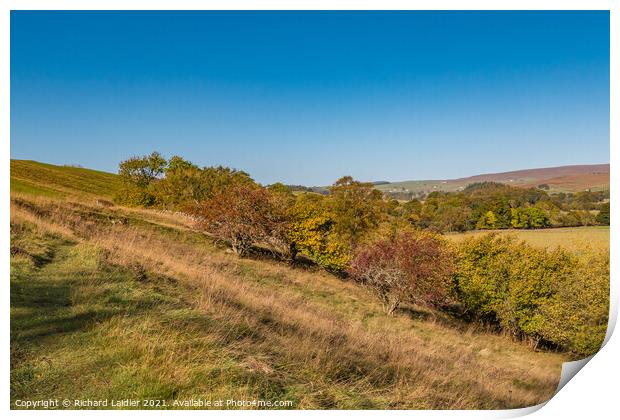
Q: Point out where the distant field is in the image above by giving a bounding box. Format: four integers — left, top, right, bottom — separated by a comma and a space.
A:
374, 179, 469, 194
446, 226, 610, 253
375, 164, 609, 195
10, 160, 121, 199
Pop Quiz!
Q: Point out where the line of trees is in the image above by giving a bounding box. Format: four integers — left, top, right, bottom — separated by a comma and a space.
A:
113, 152, 609, 356
115, 152, 255, 208
402, 182, 609, 232
112, 152, 610, 272
114, 153, 610, 235
114, 153, 388, 271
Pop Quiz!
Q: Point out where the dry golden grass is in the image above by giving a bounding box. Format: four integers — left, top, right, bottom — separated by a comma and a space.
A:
10, 194, 567, 409
445, 226, 609, 254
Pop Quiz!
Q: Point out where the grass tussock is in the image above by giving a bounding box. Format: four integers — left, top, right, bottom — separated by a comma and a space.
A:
10, 194, 567, 409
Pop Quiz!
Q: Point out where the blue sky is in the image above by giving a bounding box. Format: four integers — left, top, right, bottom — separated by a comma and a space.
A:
11, 11, 609, 185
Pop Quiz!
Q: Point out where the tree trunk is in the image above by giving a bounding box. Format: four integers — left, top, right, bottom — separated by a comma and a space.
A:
384, 297, 400, 316
288, 244, 298, 264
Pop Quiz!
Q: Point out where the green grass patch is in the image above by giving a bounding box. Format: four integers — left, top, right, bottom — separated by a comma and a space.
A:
11, 159, 121, 198
10, 224, 298, 409
10, 178, 66, 199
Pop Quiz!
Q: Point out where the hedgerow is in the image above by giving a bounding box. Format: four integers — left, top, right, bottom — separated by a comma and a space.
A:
453, 234, 608, 356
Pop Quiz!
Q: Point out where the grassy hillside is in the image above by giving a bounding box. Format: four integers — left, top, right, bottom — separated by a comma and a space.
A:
10, 160, 121, 199
16, 160, 613, 409
10, 191, 567, 409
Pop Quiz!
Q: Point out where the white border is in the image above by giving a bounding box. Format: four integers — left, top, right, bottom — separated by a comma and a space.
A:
2, 2, 616, 419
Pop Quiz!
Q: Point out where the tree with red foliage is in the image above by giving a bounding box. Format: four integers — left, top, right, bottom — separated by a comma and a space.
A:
349, 230, 454, 315
190, 184, 289, 257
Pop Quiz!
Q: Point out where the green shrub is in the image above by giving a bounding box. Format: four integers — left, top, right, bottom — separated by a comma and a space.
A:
114, 151, 166, 207
510, 207, 550, 228
454, 234, 609, 356
596, 202, 610, 225
538, 251, 609, 356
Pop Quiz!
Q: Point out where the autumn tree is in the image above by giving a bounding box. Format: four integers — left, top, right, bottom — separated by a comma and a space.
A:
154, 157, 255, 209
328, 176, 385, 249
153, 156, 202, 208
199, 166, 255, 198
403, 198, 423, 226
349, 230, 454, 315
190, 184, 289, 257
510, 207, 550, 229
267, 182, 292, 194
286, 193, 350, 271
476, 210, 498, 229
115, 151, 167, 206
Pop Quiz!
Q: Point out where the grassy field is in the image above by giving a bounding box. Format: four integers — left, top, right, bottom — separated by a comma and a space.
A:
10, 190, 570, 409
374, 179, 467, 195
445, 226, 610, 254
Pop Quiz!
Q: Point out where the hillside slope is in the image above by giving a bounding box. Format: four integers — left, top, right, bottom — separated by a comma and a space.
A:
455, 164, 609, 191
9, 167, 567, 409
375, 164, 609, 195
10, 159, 121, 199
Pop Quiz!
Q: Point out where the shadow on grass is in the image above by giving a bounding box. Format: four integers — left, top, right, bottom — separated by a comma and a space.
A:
10, 273, 119, 344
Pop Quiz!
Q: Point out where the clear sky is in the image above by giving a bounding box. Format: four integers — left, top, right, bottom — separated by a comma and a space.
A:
10, 11, 610, 186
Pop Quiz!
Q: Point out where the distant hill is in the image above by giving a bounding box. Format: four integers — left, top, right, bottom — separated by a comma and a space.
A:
374, 164, 610, 196
10, 159, 121, 199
